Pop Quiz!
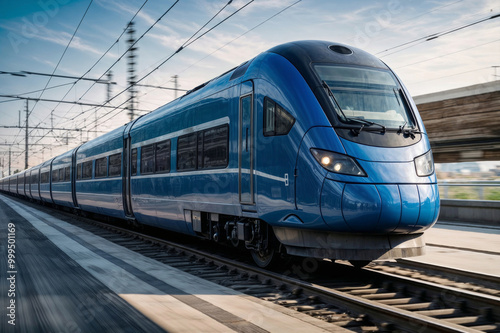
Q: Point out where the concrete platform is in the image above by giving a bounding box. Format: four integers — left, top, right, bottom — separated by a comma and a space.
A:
404, 221, 500, 278
0, 194, 346, 333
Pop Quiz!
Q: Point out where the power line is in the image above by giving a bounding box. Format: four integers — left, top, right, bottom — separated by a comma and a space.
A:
28, 0, 95, 118
135, 83, 187, 92
0, 94, 148, 111
14, 0, 152, 155
377, 13, 500, 57
411, 66, 491, 85
176, 0, 302, 79
9, 0, 95, 159
394, 38, 500, 69
74, 0, 248, 133
57, 0, 180, 128
19, 71, 111, 83
89, 0, 253, 124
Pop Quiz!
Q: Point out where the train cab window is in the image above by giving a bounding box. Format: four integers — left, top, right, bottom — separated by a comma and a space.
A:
155, 140, 171, 173
131, 148, 138, 176
77, 163, 82, 180
141, 144, 154, 174
177, 133, 197, 171
264, 98, 295, 136
109, 153, 121, 177
203, 125, 228, 168
82, 161, 93, 179
52, 169, 59, 183
95, 157, 107, 178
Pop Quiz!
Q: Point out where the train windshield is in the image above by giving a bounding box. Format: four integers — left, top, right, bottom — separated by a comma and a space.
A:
315, 65, 416, 129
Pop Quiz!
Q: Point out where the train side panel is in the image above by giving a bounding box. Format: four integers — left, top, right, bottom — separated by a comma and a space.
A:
39, 159, 54, 204
75, 126, 125, 219
130, 79, 240, 233
51, 149, 75, 208
29, 167, 41, 201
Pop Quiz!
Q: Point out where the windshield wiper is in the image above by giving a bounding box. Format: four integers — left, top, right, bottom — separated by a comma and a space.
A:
398, 121, 423, 139
322, 81, 386, 136
322, 80, 348, 122
348, 117, 386, 135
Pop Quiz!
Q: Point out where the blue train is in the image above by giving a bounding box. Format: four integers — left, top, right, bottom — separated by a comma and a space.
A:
0, 41, 439, 267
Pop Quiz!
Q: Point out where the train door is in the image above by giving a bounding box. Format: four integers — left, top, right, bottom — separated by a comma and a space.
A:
71, 148, 79, 208
239, 81, 255, 207
123, 123, 135, 218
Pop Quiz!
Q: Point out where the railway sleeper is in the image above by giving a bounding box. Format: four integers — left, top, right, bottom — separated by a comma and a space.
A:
394, 301, 433, 310
414, 308, 462, 317
443, 315, 486, 325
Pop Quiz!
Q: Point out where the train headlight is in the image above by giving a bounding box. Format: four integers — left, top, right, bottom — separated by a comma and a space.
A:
414, 150, 434, 176
311, 149, 367, 176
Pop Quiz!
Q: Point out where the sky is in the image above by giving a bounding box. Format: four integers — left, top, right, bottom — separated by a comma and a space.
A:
0, 0, 499, 173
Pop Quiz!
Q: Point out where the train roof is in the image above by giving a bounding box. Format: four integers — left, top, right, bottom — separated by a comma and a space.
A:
267, 40, 387, 70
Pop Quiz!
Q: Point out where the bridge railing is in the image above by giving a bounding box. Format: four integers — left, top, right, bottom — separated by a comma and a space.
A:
438, 180, 500, 201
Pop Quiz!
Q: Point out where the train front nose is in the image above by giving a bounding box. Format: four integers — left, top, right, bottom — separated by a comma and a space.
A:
321, 180, 440, 233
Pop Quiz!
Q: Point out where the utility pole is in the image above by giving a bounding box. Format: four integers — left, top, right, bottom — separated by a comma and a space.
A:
172, 75, 179, 99
25, 100, 28, 170
126, 21, 137, 122
9, 147, 11, 176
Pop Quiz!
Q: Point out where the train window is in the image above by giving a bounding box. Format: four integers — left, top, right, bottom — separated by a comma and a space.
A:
141, 144, 154, 174
82, 161, 93, 179
315, 65, 416, 129
77, 164, 82, 180
52, 169, 59, 183
264, 98, 295, 136
95, 157, 107, 178
203, 125, 228, 168
65, 167, 70, 181
59, 168, 65, 182
264, 99, 275, 136
109, 153, 121, 177
155, 140, 171, 173
197, 133, 203, 170
177, 133, 197, 171
41, 172, 49, 183
131, 148, 138, 176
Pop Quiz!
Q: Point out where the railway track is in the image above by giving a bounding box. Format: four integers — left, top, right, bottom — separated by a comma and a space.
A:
11, 198, 500, 332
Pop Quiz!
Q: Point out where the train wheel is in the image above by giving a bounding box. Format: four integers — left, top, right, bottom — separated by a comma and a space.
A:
251, 248, 277, 268
349, 260, 371, 268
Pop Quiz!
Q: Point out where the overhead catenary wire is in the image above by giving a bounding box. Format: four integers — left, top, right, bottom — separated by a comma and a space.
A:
8, 0, 95, 170
56, 0, 179, 128
27, 0, 95, 119
33, 0, 152, 131
13, 0, 154, 160
394, 38, 500, 69
75, 0, 254, 133
377, 13, 500, 57
132, 0, 302, 111
175, 0, 302, 80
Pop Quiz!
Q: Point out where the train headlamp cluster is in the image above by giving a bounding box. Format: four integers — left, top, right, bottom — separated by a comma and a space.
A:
311, 149, 367, 176
414, 150, 434, 177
